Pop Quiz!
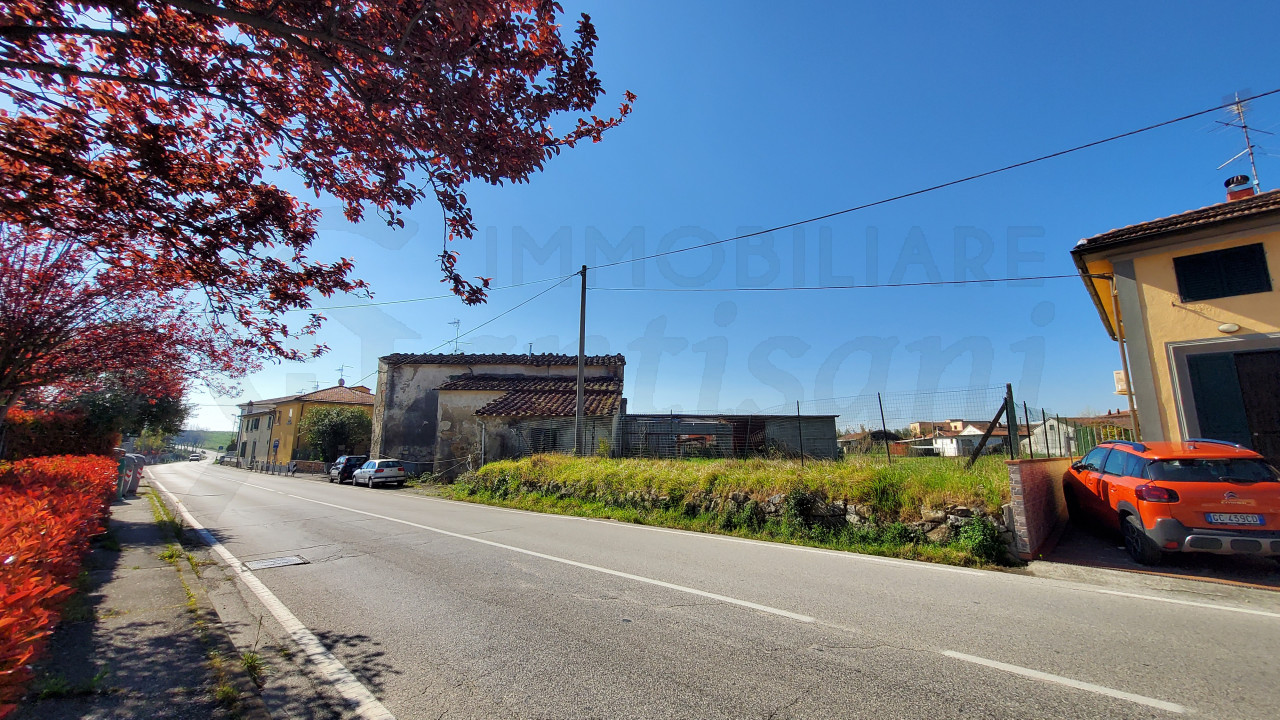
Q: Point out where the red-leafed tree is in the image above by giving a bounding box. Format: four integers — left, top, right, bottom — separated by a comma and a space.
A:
0, 224, 248, 447
0, 1, 633, 361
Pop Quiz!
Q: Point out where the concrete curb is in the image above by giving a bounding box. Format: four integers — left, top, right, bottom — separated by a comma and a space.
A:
144, 481, 273, 720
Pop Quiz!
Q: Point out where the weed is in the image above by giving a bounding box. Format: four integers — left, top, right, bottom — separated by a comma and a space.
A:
159, 543, 184, 564
213, 682, 239, 708
240, 651, 269, 687
33, 674, 71, 699
954, 519, 1007, 564
33, 668, 109, 699
275, 644, 294, 660
145, 490, 183, 539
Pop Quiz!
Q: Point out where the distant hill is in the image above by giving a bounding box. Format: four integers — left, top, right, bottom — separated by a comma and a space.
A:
176, 429, 238, 452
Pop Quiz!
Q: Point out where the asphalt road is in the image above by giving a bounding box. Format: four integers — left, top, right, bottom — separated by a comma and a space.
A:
150, 461, 1280, 720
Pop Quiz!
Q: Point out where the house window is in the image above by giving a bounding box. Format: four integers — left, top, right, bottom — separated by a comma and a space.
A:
1173, 243, 1271, 302
250, 417, 260, 431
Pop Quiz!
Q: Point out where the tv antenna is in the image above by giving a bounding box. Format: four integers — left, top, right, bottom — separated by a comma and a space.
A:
447, 319, 471, 353
1215, 92, 1271, 192
335, 364, 351, 383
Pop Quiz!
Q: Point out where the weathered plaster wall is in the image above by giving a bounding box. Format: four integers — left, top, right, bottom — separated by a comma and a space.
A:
434, 389, 507, 476
371, 359, 620, 472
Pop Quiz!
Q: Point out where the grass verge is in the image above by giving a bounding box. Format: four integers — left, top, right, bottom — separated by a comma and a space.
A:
440, 472, 1013, 567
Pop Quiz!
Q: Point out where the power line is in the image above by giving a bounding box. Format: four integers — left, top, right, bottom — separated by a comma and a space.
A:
588, 273, 1094, 292
285, 273, 576, 312
347, 274, 576, 387
586, 88, 1280, 273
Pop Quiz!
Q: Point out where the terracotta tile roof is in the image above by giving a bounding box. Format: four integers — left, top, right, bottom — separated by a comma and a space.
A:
383, 352, 626, 367
1074, 189, 1280, 253
296, 384, 375, 406
475, 389, 621, 418
438, 375, 622, 393
237, 393, 300, 411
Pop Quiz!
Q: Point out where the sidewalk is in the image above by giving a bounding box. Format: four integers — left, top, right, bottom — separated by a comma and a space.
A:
14, 481, 269, 720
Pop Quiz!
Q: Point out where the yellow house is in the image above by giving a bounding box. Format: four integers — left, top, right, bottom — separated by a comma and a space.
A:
1072, 183, 1280, 463
265, 382, 374, 463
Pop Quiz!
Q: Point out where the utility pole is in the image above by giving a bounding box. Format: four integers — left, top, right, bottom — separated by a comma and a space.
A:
575, 265, 587, 456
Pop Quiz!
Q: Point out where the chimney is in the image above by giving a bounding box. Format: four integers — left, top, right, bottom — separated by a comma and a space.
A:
337, 377, 345, 386
1226, 175, 1255, 201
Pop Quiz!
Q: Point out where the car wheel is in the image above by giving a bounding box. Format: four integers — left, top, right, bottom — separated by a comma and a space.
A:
1121, 513, 1162, 565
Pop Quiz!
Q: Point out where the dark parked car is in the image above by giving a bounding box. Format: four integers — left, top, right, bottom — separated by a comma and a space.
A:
328, 455, 368, 483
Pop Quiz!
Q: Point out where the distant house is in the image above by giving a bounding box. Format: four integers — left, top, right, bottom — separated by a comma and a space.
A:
371, 352, 627, 476
233, 394, 293, 466
233, 381, 374, 468
900, 419, 1030, 457
1072, 182, 1280, 463
838, 429, 901, 455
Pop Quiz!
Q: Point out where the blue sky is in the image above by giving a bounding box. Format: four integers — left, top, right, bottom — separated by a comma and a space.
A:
190, 1, 1280, 431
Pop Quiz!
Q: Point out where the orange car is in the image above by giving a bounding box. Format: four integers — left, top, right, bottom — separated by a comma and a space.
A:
1064, 439, 1280, 565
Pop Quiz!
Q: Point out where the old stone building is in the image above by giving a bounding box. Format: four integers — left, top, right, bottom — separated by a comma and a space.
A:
370, 353, 627, 475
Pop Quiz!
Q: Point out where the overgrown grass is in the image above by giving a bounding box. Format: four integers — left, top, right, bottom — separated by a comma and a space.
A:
145, 490, 183, 540
468, 454, 1008, 517
441, 454, 1015, 567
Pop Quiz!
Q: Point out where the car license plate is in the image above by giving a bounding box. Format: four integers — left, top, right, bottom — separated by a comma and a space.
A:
1205, 513, 1263, 525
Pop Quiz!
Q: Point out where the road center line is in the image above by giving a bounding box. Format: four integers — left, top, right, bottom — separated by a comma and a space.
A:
940, 650, 1187, 714
241, 475, 1280, 619
273, 490, 815, 623
150, 477, 397, 720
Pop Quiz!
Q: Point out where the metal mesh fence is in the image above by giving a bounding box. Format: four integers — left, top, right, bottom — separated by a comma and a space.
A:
485, 384, 1043, 463
1015, 405, 1135, 460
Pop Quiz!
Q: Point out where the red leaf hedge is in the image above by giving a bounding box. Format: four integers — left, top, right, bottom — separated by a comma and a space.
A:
0, 455, 118, 716
2, 409, 118, 461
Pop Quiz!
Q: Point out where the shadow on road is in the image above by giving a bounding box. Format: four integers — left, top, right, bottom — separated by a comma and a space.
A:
312, 630, 402, 692
1044, 518, 1280, 590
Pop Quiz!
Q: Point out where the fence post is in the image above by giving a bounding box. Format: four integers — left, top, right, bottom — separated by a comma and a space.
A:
877, 392, 892, 464
795, 401, 805, 467
1023, 401, 1034, 459
1005, 384, 1019, 460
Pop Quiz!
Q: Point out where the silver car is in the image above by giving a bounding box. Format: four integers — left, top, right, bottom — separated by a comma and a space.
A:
351, 459, 407, 488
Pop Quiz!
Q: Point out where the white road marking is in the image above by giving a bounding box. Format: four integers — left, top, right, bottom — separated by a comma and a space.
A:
393, 489, 987, 575
150, 477, 397, 720
1063, 586, 1280, 619
220, 469, 1280, 620
274, 492, 815, 623
940, 650, 1187, 714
